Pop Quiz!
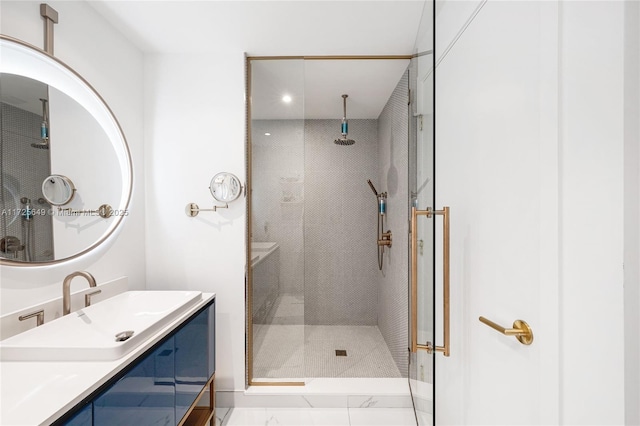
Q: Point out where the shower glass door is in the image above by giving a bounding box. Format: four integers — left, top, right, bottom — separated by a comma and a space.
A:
409, 1, 435, 424
248, 58, 306, 384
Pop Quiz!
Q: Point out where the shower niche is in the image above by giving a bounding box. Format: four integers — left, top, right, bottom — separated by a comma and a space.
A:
248, 57, 411, 384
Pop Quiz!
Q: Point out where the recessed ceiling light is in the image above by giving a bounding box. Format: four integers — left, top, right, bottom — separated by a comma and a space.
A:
264, 132, 271, 136
282, 95, 292, 103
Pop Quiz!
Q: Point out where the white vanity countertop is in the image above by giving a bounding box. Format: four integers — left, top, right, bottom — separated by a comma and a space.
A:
0, 292, 216, 426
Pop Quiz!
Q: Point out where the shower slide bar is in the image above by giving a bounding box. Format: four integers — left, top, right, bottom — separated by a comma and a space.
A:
367, 180, 392, 270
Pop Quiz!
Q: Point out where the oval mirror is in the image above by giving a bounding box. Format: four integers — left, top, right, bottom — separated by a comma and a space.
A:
210, 172, 242, 203
0, 36, 133, 265
42, 175, 76, 206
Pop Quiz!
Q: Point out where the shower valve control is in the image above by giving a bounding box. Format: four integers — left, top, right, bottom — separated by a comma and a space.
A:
378, 231, 392, 247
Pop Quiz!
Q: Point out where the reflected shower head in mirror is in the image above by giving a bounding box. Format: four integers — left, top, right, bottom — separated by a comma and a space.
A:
31, 98, 49, 150
334, 94, 355, 146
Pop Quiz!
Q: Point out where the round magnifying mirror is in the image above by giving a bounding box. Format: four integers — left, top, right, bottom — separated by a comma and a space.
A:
210, 172, 242, 202
42, 174, 76, 206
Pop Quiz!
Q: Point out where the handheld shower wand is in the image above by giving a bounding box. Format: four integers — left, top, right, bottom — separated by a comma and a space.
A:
367, 179, 378, 197
367, 180, 392, 270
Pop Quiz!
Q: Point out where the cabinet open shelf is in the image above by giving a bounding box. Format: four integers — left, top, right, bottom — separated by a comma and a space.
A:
179, 374, 215, 426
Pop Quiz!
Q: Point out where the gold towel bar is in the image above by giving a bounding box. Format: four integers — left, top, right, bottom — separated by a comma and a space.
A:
478, 316, 534, 345
411, 206, 450, 356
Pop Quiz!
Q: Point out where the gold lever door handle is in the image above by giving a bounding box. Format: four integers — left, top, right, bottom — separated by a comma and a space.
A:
411, 206, 450, 357
478, 316, 534, 345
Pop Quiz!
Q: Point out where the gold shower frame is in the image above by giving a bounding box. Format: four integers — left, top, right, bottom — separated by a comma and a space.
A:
245, 54, 413, 387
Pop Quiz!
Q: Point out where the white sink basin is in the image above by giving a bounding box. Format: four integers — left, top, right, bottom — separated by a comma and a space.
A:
0, 290, 202, 362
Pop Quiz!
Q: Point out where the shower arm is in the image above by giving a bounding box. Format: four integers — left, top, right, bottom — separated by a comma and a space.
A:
342, 95, 348, 119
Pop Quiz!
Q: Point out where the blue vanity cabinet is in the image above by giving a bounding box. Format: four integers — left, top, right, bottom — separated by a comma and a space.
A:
58, 300, 215, 426
175, 305, 215, 422
63, 403, 92, 426
93, 337, 177, 426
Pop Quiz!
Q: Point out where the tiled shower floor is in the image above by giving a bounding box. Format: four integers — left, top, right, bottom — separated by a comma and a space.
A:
253, 294, 402, 379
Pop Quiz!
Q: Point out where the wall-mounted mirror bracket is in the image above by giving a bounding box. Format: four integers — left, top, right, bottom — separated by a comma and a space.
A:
39, 3, 58, 54
58, 204, 113, 219
185, 202, 229, 217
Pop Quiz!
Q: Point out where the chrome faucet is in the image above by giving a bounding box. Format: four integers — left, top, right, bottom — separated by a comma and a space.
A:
62, 271, 97, 315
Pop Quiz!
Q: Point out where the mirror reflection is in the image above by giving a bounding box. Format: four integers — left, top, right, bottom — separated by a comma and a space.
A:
1, 74, 54, 261
0, 37, 133, 265
42, 175, 75, 206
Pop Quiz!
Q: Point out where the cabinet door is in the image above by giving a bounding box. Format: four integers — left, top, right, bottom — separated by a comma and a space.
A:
175, 304, 215, 422
93, 338, 176, 426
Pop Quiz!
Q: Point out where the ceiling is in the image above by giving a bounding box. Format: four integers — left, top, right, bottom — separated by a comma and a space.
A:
88, 1, 427, 119
250, 59, 411, 119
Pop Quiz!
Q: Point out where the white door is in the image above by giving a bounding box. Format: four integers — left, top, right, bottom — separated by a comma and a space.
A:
433, 1, 560, 424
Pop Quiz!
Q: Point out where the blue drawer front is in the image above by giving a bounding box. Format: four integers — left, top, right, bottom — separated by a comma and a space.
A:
59, 299, 215, 426
175, 303, 215, 422
93, 338, 176, 426
63, 403, 92, 426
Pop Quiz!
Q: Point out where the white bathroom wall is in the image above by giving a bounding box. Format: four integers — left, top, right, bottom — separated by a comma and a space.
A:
0, 1, 145, 315
143, 53, 246, 392
49, 87, 122, 260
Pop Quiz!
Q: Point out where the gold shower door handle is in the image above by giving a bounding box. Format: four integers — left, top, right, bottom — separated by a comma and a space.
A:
411, 206, 450, 357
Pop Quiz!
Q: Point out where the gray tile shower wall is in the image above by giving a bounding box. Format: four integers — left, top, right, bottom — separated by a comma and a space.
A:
303, 119, 379, 326
252, 120, 305, 296
1, 103, 54, 262
377, 70, 410, 377
251, 74, 409, 375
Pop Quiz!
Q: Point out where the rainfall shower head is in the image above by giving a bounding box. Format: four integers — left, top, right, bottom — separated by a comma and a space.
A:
30, 141, 49, 150
334, 137, 355, 146
334, 94, 355, 146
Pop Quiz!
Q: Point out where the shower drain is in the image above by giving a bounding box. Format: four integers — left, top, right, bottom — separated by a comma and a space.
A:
335, 349, 347, 356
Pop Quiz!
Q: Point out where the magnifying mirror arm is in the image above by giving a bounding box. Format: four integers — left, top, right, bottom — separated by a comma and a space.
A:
185, 202, 229, 217
58, 204, 113, 219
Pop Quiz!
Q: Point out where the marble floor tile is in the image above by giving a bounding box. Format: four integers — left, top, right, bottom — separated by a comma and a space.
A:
215, 407, 230, 426
222, 408, 267, 426
220, 407, 419, 426
265, 408, 351, 426
348, 408, 417, 426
